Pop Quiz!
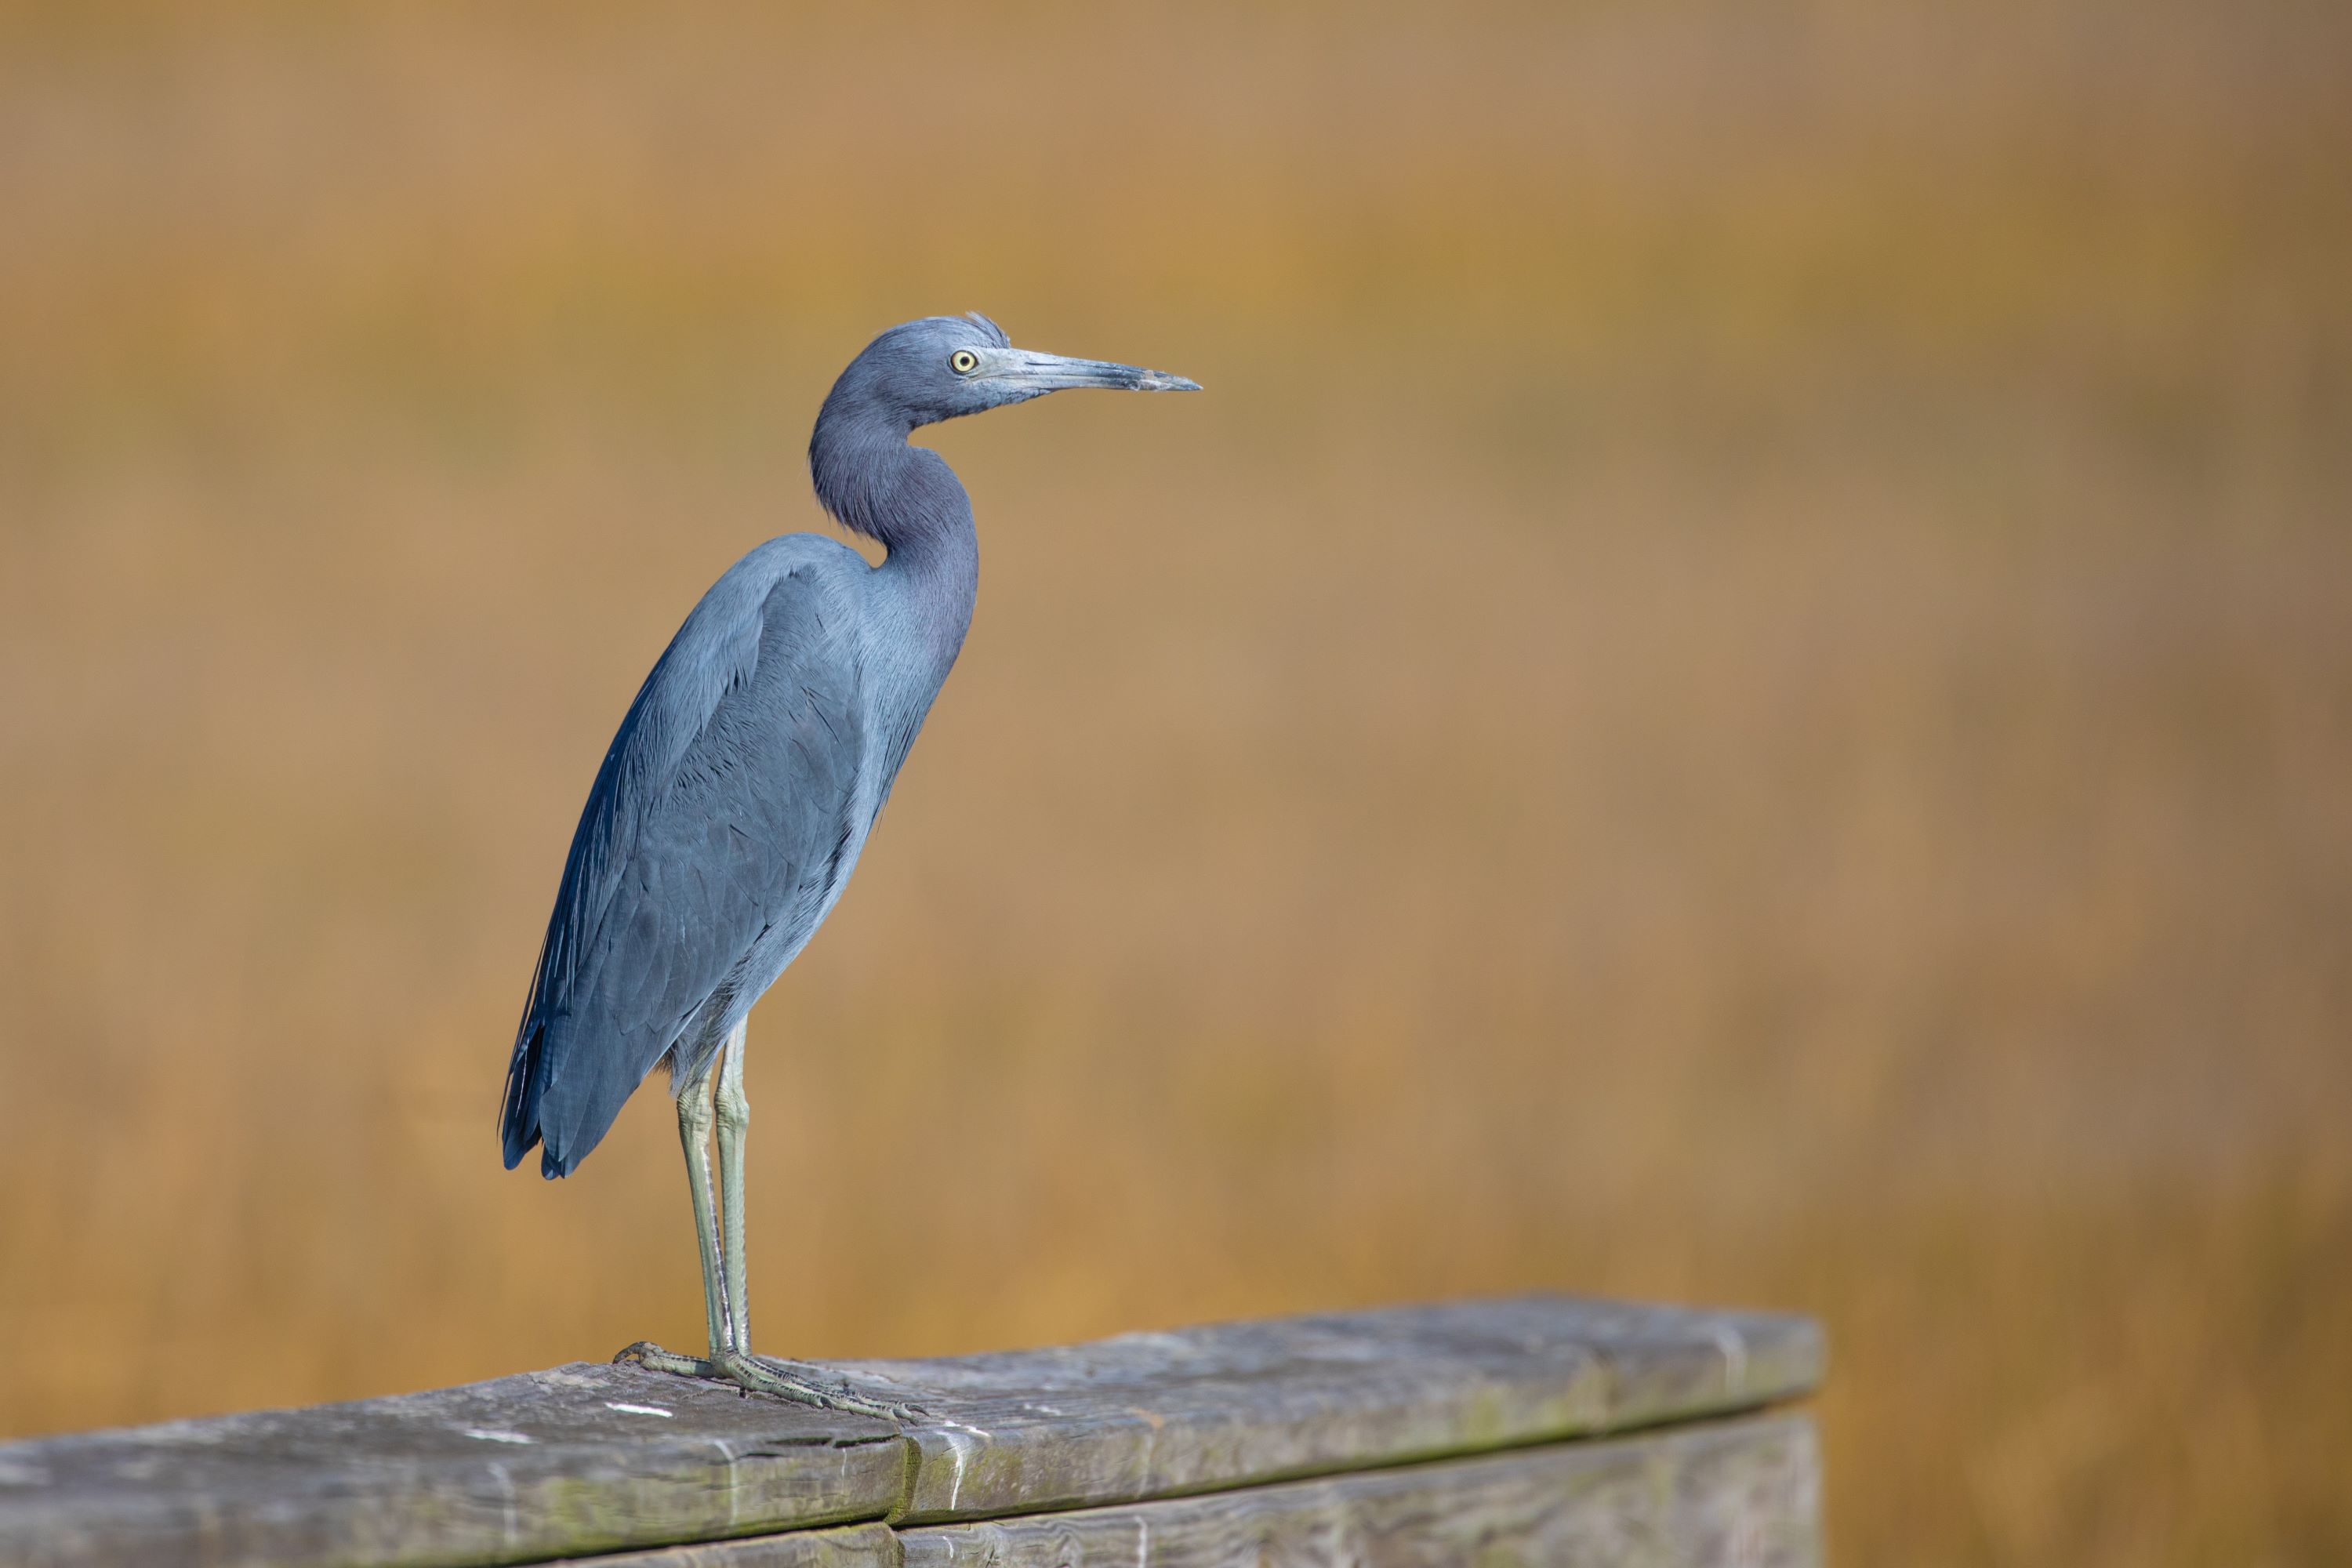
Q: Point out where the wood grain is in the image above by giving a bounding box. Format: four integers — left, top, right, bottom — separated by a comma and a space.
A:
0, 1363, 905, 1568
539, 1522, 901, 1567
835, 1295, 1821, 1523
0, 1294, 1824, 1566
895, 1411, 1820, 1568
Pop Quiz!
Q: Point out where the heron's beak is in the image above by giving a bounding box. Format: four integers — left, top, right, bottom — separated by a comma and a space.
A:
985, 350, 1200, 394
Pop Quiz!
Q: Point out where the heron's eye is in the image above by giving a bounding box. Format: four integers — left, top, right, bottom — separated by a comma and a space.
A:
949, 350, 979, 375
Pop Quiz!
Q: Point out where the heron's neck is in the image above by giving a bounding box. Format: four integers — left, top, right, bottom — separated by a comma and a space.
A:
810, 409, 978, 668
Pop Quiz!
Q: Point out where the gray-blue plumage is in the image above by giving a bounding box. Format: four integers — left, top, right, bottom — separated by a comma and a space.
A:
500, 535, 885, 1177
501, 314, 1195, 1185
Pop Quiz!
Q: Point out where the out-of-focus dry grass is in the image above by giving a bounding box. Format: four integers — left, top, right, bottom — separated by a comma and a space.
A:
2, 2, 2349, 1561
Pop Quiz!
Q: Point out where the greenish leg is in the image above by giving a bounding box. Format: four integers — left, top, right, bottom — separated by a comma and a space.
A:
613, 1051, 728, 1380
615, 1023, 926, 1421
714, 1022, 753, 1355
681, 1051, 733, 1359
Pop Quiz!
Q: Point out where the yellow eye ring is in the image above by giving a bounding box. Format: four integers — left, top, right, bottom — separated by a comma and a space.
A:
949, 350, 979, 375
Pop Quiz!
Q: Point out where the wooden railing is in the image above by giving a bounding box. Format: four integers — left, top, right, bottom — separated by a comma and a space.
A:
0, 1295, 1824, 1566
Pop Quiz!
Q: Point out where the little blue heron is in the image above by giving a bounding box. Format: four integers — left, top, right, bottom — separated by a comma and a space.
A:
499, 314, 1196, 1414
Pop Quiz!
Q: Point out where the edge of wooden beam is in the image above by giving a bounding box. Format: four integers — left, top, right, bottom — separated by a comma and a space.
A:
0, 1295, 1826, 1566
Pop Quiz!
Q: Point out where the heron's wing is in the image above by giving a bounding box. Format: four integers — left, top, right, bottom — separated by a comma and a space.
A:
500, 537, 871, 1177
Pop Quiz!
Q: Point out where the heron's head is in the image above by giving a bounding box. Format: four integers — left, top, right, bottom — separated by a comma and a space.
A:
826, 314, 1199, 432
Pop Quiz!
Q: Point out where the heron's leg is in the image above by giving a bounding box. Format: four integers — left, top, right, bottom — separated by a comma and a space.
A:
678, 1051, 737, 1359
700, 1025, 924, 1418
713, 1021, 753, 1353
616, 1052, 730, 1378
614, 1030, 922, 1420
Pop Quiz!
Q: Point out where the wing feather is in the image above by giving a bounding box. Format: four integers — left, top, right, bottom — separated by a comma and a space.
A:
500, 538, 870, 1176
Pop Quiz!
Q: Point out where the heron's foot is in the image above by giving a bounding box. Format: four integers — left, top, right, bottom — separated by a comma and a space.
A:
613, 1341, 925, 1421
613, 1341, 718, 1377
724, 1351, 928, 1421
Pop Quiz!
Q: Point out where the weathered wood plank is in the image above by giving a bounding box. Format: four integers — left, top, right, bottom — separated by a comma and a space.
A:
0, 1294, 1824, 1566
539, 1522, 900, 1567
895, 1410, 1820, 1568
0, 1363, 905, 1568
824, 1295, 1820, 1524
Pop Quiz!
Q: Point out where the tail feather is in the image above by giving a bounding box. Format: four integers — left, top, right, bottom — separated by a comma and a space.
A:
499, 1018, 548, 1173
505, 1005, 651, 1180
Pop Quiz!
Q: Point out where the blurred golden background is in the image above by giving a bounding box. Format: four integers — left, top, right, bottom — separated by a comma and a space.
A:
3, 2, 2348, 1561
